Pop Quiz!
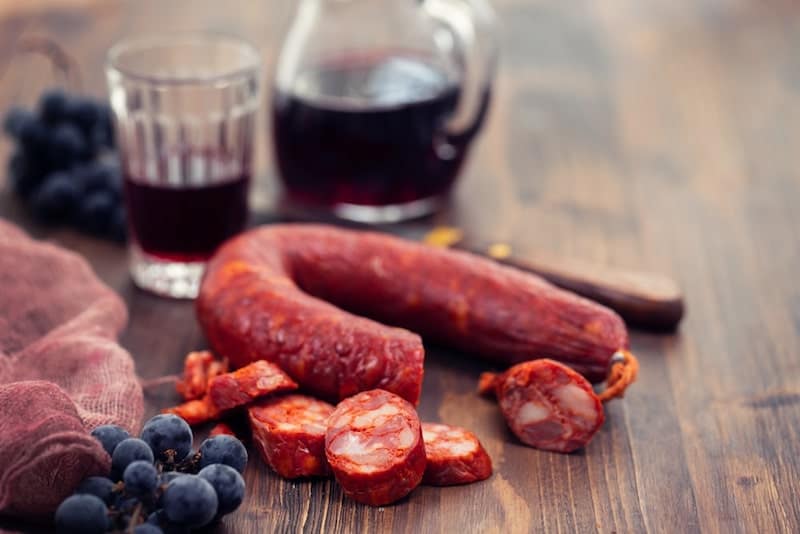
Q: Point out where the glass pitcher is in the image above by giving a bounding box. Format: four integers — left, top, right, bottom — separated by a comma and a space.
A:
272, 0, 497, 223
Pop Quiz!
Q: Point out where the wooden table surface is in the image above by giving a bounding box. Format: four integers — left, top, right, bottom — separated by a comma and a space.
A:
2, 1, 800, 533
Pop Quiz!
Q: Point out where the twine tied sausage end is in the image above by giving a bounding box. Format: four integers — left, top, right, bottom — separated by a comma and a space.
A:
598, 350, 639, 403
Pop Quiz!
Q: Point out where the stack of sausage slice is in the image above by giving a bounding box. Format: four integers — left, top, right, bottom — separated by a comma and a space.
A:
166, 353, 493, 506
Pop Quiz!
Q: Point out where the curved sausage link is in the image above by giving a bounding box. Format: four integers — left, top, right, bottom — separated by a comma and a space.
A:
197, 224, 629, 403
486, 360, 605, 453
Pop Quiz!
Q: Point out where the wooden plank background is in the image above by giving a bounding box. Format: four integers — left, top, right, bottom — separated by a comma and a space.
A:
1, 0, 799, 532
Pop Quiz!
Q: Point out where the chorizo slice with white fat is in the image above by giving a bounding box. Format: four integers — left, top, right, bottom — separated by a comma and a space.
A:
248, 394, 334, 479
421, 423, 492, 486
482, 359, 605, 453
325, 389, 426, 506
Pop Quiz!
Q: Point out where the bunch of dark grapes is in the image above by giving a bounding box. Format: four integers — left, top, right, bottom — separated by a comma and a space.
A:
55, 414, 248, 534
2, 88, 126, 242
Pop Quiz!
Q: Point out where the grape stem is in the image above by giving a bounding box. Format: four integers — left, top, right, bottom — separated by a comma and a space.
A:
127, 501, 143, 532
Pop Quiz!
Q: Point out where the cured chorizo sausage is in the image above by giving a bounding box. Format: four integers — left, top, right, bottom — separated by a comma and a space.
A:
208, 360, 298, 411
481, 359, 605, 453
248, 394, 334, 479
176, 351, 228, 401
324, 389, 426, 506
197, 225, 425, 404
421, 423, 492, 486
197, 225, 628, 406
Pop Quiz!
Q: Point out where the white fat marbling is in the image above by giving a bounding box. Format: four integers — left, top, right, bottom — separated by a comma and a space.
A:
517, 401, 550, 425
352, 403, 400, 428
553, 384, 597, 421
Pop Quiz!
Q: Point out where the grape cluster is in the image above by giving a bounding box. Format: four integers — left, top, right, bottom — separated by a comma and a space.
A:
2, 88, 125, 241
54, 414, 248, 534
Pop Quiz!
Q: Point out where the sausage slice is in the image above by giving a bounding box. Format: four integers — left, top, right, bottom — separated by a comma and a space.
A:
249, 394, 334, 479
325, 390, 426, 506
421, 422, 492, 486
484, 360, 605, 453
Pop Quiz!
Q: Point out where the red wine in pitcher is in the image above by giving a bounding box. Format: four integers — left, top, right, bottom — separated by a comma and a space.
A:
272, 54, 489, 212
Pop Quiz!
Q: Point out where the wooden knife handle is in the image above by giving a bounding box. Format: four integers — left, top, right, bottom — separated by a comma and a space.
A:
457, 243, 685, 331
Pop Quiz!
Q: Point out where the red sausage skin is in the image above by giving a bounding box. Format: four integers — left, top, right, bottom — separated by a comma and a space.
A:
197, 226, 425, 404
197, 224, 629, 406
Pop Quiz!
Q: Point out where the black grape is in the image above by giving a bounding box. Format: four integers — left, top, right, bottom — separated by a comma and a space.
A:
29, 173, 80, 222
111, 438, 154, 480
140, 414, 193, 463
198, 464, 245, 516
3, 107, 35, 138
123, 460, 158, 497
39, 88, 70, 124
90, 424, 130, 457
156, 471, 185, 508
161, 475, 218, 528
75, 476, 115, 504
7, 151, 47, 199
73, 160, 121, 197
198, 435, 248, 473
54, 494, 109, 534
146, 511, 189, 534
48, 123, 89, 167
65, 95, 101, 137
18, 116, 49, 156
77, 191, 115, 235
5, 90, 124, 241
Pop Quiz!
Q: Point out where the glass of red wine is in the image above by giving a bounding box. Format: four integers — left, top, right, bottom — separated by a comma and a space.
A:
272, 0, 497, 223
106, 34, 261, 298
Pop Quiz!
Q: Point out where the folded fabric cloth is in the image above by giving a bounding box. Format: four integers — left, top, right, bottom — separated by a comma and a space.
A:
0, 220, 143, 518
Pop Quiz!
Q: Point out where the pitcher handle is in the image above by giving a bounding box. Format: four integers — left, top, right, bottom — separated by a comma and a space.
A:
423, 0, 497, 137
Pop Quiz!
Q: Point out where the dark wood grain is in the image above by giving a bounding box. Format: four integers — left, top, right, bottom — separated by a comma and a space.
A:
1, 0, 800, 533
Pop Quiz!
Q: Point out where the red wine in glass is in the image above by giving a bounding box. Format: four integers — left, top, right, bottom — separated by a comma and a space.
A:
272, 53, 490, 220
124, 169, 249, 263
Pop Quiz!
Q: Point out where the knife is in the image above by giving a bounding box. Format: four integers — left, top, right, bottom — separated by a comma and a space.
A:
423, 226, 685, 332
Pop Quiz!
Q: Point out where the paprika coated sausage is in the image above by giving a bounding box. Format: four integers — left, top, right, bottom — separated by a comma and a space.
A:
197, 224, 630, 403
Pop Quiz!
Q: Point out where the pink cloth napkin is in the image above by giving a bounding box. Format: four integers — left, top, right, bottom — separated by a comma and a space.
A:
0, 220, 143, 518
